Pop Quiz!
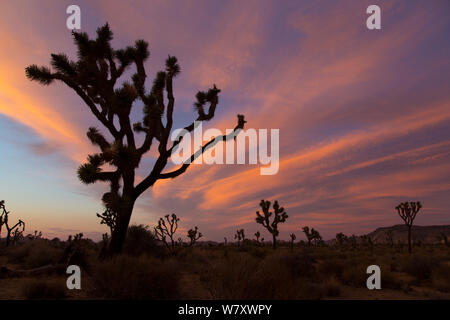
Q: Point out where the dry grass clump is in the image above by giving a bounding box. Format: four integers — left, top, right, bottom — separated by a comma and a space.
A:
21, 278, 67, 300
89, 254, 180, 299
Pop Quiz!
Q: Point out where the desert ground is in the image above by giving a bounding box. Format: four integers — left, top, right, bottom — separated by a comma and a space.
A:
0, 226, 449, 300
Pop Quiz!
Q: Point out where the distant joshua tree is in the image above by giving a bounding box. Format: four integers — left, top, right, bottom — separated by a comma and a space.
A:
254, 231, 261, 244
26, 24, 246, 256
335, 232, 348, 246
255, 200, 288, 249
289, 233, 296, 251
235, 229, 245, 247
187, 226, 202, 246
0, 200, 25, 246
395, 201, 422, 253
302, 226, 321, 246
26, 230, 43, 241
154, 213, 179, 250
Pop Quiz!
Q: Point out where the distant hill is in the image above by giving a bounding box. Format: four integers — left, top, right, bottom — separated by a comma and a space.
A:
367, 224, 450, 244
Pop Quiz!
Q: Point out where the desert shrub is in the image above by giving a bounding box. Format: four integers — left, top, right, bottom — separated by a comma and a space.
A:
90, 255, 180, 299
400, 255, 442, 284
280, 250, 316, 278
174, 247, 210, 273
247, 246, 268, 259
22, 278, 67, 300
200, 253, 260, 299
318, 257, 346, 280
123, 224, 164, 257
7, 240, 63, 268
338, 259, 369, 287
432, 263, 450, 292
317, 277, 341, 298
381, 269, 406, 290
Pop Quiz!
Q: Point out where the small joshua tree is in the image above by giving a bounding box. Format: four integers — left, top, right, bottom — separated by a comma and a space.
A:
289, 233, 296, 251
154, 213, 179, 250
235, 229, 245, 247
335, 232, 348, 247
255, 200, 288, 249
254, 231, 261, 244
0, 201, 25, 246
224, 237, 227, 246
302, 226, 322, 246
187, 226, 202, 246
302, 226, 313, 246
395, 201, 422, 253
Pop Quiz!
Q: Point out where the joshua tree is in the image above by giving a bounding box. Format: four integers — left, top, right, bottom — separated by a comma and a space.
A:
395, 201, 422, 253
187, 226, 202, 246
255, 200, 288, 249
0, 201, 25, 246
235, 229, 245, 247
224, 237, 227, 246
289, 233, 296, 251
254, 231, 261, 244
26, 24, 246, 255
154, 213, 179, 250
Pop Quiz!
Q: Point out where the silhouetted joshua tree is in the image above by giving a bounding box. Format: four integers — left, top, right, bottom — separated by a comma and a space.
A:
187, 226, 202, 246
235, 229, 245, 247
254, 231, 261, 244
396, 201, 422, 253
255, 200, 288, 249
289, 233, 296, 251
154, 213, 179, 250
25, 24, 246, 255
0, 200, 25, 246
302, 226, 321, 246
335, 232, 348, 246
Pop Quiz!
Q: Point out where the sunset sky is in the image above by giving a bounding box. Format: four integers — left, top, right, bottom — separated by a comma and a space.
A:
0, 0, 449, 241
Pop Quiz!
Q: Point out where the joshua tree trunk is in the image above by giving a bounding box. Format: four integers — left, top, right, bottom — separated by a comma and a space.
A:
272, 234, 277, 250
407, 226, 412, 254
109, 200, 135, 255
